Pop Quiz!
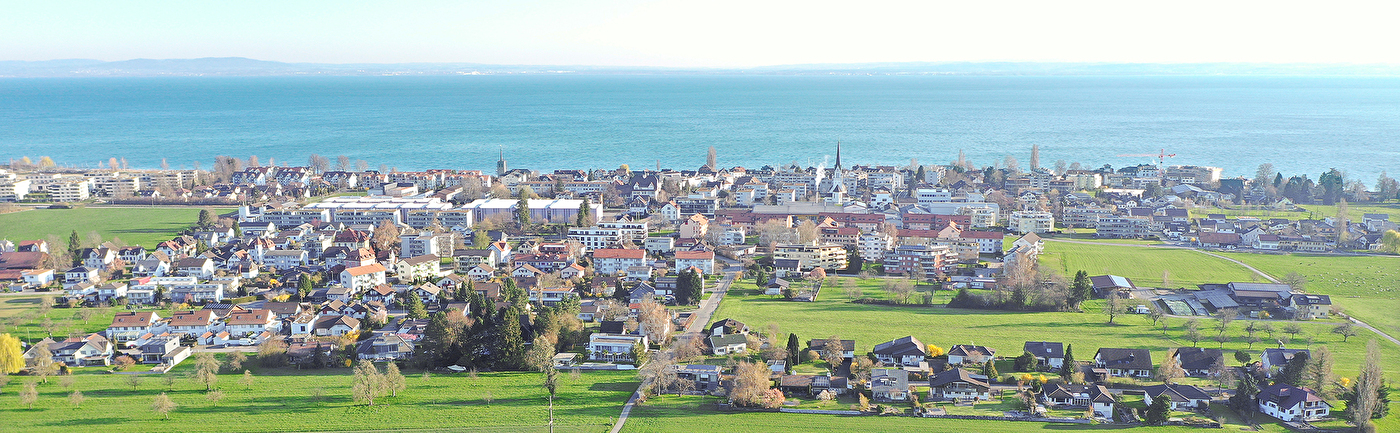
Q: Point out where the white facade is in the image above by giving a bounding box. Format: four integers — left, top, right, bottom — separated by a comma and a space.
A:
1009, 211, 1055, 234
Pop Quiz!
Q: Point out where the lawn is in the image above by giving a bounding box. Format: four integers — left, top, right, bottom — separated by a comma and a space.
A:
0, 206, 233, 249
0, 295, 162, 345
1038, 241, 1257, 288
709, 281, 1400, 384
3, 358, 638, 433
624, 395, 1253, 433
1220, 252, 1400, 338
1188, 202, 1400, 223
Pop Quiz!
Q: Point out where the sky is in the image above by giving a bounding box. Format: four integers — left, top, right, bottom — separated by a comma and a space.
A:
4, 0, 1399, 67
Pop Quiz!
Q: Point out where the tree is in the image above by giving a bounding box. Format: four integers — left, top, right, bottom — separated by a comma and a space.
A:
383, 362, 407, 398
68, 390, 84, 407
1229, 373, 1259, 423
1059, 344, 1077, 377
1282, 272, 1308, 291
731, 361, 779, 408
351, 361, 384, 406
1068, 270, 1091, 309
194, 352, 219, 391
67, 230, 81, 265
0, 334, 23, 375
1185, 327, 1203, 347
1283, 323, 1303, 340
1333, 322, 1358, 342
514, 197, 531, 230
1014, 351, 1038, 372
576, 198, 593, 227
636, 300, 671, 345
197, 208, 216, 227
1234, 350, 1251, 366
820, 336, 844, 374
1157, 349, 1185, 384
1352, 340, 1385, 432
19, 382, 38, 409
405, 291, 428, 319
240, 370, 254, 390
225, 351, 246, 372
1214, 308, 1235, 335
1381, 230, 1400, 254
29, 341, 55, 383
1304, 346, 1335, 398
786, 334, 800, 373
493, 305, 527, 370
151, 392, 177, 419
1278, 351, 1311, 387
371, 219, 400, 253
706, 146, 718, 169
1144, 394, 1171, 425
127, 374, 143, 391
982, 360, 998, 379
1102, 294, 1120, 324
206, 389, 225, 406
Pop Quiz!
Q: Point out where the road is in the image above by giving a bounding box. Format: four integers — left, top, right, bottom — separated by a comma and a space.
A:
609, 265, 737, 433
1046, 238, 1400, 347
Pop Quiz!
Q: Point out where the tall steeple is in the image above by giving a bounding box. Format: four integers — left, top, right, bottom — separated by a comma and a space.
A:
834, 141, 842, 171
496, 146, 508, 177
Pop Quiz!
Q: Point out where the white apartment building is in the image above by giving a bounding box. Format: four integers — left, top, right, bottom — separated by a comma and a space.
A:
1008, 211, 1055, 234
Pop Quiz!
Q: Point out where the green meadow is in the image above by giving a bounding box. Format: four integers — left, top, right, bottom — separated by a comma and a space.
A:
0, 207, 233, 249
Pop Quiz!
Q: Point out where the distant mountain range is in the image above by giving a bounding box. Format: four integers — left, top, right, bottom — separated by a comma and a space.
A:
2, 57, 1398, 77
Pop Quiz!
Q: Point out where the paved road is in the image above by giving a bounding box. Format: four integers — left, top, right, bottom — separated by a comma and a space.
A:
610, 267, 736, 433
1046, 238, 1400, 347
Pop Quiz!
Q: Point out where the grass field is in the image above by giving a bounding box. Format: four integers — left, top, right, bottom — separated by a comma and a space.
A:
1037, 242, 1257, 288
1220, 252, 1400, 338
0, 207, 233, 249
0, 294, 163, 345
4, 357, 637, 433
1189, 202, 1400, 222
710, 280, 1400, 383
623, 395, 1354, 433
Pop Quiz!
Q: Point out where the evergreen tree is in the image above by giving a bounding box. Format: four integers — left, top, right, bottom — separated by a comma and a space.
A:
68, 230, 81, 265
1229, 373, 1258, 422
454, 280, 469, 302
613, 280, 630, 302
1014, 351, 1038, 372
473, 230, 490, 248
576, 198, 593, 227
1059, 344, 1076, 377
1278, 351, 1311, 386
786, 333, 800, 373
1144, 395, 1171, 425
493, 305, 527, 370
405, 291, 428, 319
298, 274, 314, 300
232, 221, 242, 237
197, 209, 215, 227
982, 360, 998, 378
1069, 270, 1092, 308
311, 342, 325, 368
501, 278, 526, 306
514, 197, 531, 230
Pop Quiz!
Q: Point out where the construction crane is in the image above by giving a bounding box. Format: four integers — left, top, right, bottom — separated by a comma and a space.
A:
1116, 149, 1177, 165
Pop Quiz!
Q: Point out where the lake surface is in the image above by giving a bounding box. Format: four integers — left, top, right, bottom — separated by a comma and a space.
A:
2, 75, 1397, 182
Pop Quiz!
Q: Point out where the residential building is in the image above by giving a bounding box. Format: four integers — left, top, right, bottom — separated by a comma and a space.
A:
772, 243, 847, 273
1041, 383, 1115, 418
1023, 341, 1065, 369
872, 336, 927, 367
592, 249, 647, 276
946, 344, 996, 365
674, 250, 715, 275
1257, 383, 1330, 422
340, 263, 388, 292
1009, 211, 1055, 234
928, 368, 991, 401
1095, 216, 1154, 238
586, 333, 647, 363
1143, 383, 1212, 411
1093, 348, 1153, 378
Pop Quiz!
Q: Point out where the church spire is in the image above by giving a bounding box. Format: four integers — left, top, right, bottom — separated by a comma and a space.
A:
496, 146, 508, 176
834, 141, 842, 171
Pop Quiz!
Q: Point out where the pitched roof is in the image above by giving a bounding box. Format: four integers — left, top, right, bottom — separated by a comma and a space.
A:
110, 311, 157, 327
401, 254, 439, 266
707, 333, 748, 347
225, 309, 275, 326
1257, 383, 1329, 410
344, 263, 387, 276
808, 339, 856, 352
873, 336, 927, 357
1174, 347, 1223, 371
1095, 348, 1153, 371
168, 310, 217, 327
1143, 383, 1212, 403
929, 367, 990, 389
1024, 341, 1064, 359
1042, 383, 1115, 403
948, 344, 995, 358
674, 250, 715, 260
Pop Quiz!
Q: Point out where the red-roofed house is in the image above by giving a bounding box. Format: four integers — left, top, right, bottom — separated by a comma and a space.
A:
674, 250, 715, 275
340, 263, 387, 292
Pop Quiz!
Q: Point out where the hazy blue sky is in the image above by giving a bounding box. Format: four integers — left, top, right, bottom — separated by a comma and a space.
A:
4, 0, 1398, 67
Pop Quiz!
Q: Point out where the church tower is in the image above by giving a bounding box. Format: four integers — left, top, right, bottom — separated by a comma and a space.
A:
825, 141, 846, 204
496, 147, 508, 177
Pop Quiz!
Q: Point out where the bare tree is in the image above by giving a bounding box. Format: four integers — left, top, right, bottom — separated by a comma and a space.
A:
151, 392, 177, 419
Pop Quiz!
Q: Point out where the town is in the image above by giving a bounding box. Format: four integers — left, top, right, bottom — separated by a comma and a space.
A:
0, 147, 1395, 432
